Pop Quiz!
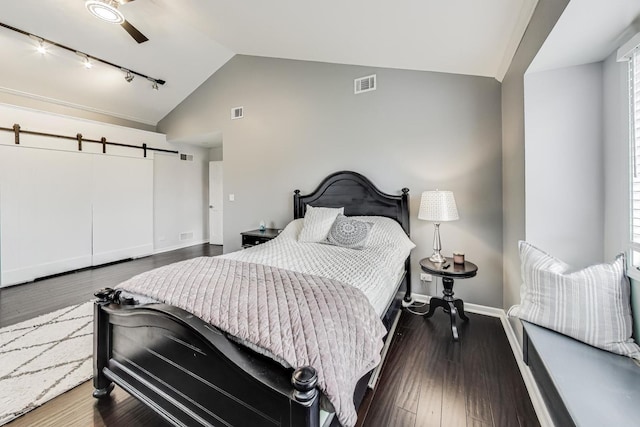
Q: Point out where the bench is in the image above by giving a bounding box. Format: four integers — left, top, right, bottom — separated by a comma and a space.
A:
522, 320, 640, 427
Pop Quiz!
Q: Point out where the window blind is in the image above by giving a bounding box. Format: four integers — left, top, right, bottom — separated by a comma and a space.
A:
631, 49, 640, 260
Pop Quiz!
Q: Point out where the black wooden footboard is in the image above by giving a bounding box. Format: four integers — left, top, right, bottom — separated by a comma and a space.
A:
93, 289, 319, 427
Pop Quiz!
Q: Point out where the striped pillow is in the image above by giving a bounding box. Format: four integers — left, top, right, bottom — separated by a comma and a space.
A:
508, 241, 640, 360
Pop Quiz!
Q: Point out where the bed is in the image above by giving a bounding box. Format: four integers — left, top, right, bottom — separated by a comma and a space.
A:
92, 171, 413, 427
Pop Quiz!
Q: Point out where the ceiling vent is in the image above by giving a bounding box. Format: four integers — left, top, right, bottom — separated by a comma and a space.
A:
179, 153, 194, 161
354, 74, 376, 94
231, 106, 244, 120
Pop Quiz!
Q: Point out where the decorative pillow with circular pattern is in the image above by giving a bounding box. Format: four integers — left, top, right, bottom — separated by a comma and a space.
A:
326, 214, 374, 249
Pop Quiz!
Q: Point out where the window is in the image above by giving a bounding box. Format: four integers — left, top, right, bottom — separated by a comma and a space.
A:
630, 47, 640, 266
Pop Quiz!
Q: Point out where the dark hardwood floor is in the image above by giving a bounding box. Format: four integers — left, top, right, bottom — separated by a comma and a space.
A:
360, 310, 539, 427
0, 244, 222, 328
2, 246, 539, 427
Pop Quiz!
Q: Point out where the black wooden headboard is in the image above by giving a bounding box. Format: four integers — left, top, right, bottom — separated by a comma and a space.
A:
293, 171, 410, 236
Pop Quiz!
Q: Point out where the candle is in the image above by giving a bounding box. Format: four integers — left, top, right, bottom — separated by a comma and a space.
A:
453, 251, 465, 264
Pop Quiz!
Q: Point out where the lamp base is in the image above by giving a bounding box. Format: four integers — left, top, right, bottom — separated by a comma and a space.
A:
429, 252, 447, 263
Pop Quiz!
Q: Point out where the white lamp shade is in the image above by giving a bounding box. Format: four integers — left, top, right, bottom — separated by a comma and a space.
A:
418, 190, 459, 222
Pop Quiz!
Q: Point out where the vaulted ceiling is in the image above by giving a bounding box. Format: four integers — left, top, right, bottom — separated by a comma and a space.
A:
0, 0, 538, 126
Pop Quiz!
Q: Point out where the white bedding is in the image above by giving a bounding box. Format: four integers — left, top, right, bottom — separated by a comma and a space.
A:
119, 215, 414, 424
222, 216, 415, 315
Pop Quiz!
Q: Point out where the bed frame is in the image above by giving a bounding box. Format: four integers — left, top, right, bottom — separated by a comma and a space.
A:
92, 170, 411, 427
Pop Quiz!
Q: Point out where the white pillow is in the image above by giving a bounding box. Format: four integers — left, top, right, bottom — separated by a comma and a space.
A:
298, 205, 344, 243
508, 241, 640, 360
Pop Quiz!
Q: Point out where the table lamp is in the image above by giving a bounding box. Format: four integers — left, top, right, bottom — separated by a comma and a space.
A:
418, 190, 459, 263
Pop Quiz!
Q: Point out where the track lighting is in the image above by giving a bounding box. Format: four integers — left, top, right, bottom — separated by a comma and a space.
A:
122, 69, 134, 82
0, 21, 166, 89
76, 52, 92, 69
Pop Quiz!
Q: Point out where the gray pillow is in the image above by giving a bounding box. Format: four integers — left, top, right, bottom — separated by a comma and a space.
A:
325, 214, 373, 249
508, 241, 640, 360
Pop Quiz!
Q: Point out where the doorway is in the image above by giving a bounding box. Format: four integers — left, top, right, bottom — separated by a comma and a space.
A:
209, 161, 223, 245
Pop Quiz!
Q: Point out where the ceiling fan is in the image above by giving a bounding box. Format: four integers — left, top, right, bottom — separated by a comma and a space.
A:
85, 0, 148, 44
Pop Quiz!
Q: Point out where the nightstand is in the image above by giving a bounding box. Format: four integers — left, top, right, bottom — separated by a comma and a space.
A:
419, 257, 478, 341
241, 228, 280, 248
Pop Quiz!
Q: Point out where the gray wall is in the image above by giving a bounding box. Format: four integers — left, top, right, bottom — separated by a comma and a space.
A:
501, 0, 569, 325
524, 63, 604, 267
159, 55, 504, 307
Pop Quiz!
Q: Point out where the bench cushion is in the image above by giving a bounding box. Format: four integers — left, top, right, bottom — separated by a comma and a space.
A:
523, 321, 640, 427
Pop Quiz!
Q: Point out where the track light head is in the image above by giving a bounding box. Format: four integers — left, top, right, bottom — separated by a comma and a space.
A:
29, 35, 46, 54
123, 69, 134, 83
76, 52, 92, 69
150, 79, 159, 90
36, 41, 46, 54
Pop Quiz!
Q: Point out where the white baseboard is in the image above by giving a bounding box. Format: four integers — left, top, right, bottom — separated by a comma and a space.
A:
411, 293, 554, 427
92, 243, 154, 266
153, 239, 210, 255
1, 254, 93, 287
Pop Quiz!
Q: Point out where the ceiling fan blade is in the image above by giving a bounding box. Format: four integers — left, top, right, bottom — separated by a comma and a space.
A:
121, 20, 148, 43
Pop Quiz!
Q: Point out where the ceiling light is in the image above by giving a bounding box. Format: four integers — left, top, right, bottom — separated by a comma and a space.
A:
36, 41, 47, 54
122, 69, 134, 82
85, 0, 124, 25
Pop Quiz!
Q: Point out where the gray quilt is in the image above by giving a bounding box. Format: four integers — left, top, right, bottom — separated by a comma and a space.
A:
117, 257, 387, 427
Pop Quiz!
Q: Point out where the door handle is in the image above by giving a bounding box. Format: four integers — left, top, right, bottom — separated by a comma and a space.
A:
209, 205, 214, 208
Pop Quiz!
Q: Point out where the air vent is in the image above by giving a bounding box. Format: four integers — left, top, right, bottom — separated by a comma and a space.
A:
354, 74, 376, 94
179, 231, 194, 241
179, 153, 194, 161
231, 106, 244, 120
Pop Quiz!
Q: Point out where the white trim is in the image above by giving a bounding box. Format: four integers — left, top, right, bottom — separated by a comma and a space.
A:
0, 254, 93, 288
617, 32, 640, 62
153, 239, 210, 255
500, 315, 554, 427
412, 293, 504, 317
495, 0, 539, 82
0, 86, 157, 126
411, 293, 554, 427
92, 244, 154, 266
627, 266, 640, 282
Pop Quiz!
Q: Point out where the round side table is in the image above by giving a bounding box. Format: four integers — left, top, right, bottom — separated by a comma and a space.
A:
419, 257, 478, 341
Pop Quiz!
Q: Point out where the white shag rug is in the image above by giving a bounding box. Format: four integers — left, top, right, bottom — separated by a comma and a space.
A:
0, 302, 93, 425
